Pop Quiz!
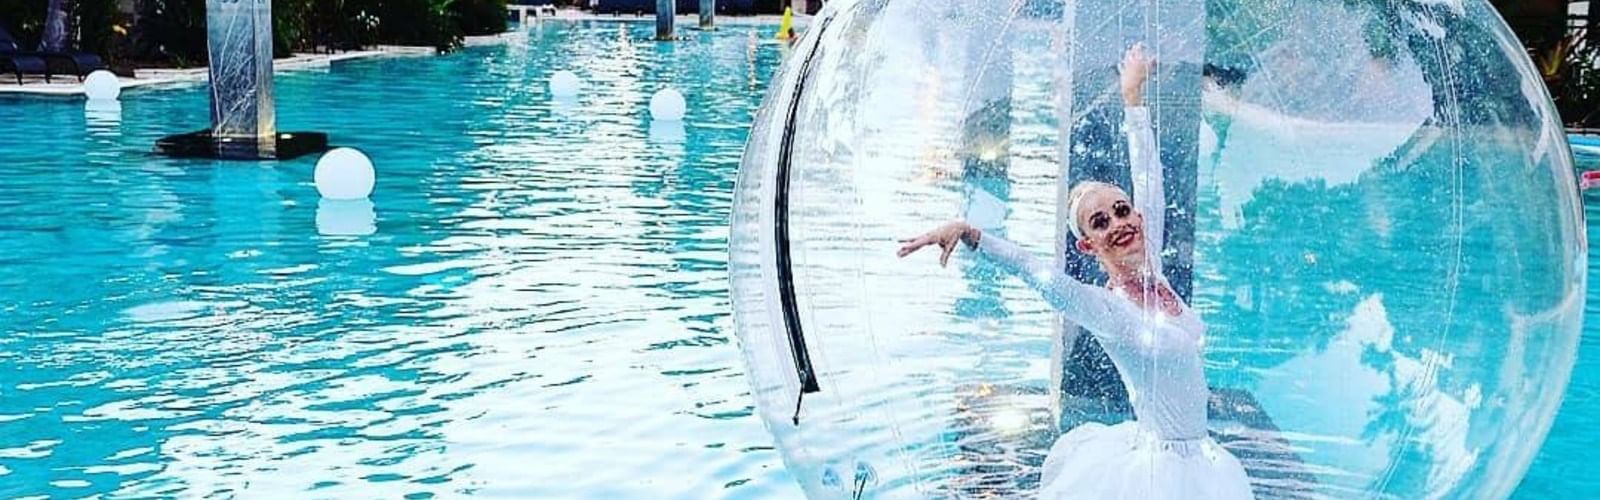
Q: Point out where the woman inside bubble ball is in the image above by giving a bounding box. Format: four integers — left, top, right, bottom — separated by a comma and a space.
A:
897, 44, 1254, 499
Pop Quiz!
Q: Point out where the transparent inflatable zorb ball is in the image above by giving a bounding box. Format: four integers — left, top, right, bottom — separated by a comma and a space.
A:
729, 0, 1585, 498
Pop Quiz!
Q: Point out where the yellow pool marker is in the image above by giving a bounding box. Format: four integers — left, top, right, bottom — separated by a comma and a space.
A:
777, 7, 795, 40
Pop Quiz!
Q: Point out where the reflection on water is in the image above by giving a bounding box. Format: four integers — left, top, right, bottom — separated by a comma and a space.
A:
316, 199, 377, 236
85, 100, 123, 133
648, 119, 688, 144
551, 94, 581, 115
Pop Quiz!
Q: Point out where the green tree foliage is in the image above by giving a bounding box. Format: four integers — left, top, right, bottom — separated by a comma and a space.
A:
297, 0, 505, 52
5, 0, 508, 68
132, 0, 207, 66
453, 0, 509, 37
0, 0, 51, 45
1534, 31, 1600, 127
273, 0, 311, 57
361, 0, 461, 50
74, 0, 119, 61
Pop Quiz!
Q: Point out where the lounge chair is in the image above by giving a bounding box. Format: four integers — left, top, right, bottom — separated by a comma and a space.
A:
0, 52, 49, 84
0, 25, 105, 82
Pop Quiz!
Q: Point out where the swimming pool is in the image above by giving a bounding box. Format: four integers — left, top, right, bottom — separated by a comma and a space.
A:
0, 21, 799, 498
0, 19, 1591, 498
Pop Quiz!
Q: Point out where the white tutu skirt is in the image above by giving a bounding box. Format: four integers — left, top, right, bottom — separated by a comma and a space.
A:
1038, 422, 1254, 500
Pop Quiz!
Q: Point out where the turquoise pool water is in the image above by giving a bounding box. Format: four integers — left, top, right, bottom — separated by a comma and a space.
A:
0, 21, 800, 498
0, 19, 1593, 498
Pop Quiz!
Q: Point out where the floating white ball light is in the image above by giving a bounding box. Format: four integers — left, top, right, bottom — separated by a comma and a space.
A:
82, 70, 120, 101
313, 148, 375, 200
649, 87, 686, 121
550, 70, 582, 98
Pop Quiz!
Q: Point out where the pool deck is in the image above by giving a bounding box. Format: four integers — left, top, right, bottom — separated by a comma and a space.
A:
539, 10, 809, 26
0, 34, 512, 98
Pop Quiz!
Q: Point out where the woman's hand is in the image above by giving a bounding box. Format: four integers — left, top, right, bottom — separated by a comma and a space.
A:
1120, 42, 1154, 106
897, 221, 980, 267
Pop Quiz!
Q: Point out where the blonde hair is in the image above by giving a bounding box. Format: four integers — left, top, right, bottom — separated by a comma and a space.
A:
1066, 181, 1122, 240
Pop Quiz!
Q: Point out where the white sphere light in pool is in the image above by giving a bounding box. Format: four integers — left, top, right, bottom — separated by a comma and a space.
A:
82, 70, 120, 101
729, 1, 1584, 499
314, 148, 376, 200
649, 88, 686, 121
550, 70, 582, 97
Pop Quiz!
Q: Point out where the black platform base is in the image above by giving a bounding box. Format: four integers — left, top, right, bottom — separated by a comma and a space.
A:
155, 130, 329, 160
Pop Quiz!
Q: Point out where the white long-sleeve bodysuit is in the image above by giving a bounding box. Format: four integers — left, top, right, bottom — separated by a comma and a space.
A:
970, 107, 1254, 499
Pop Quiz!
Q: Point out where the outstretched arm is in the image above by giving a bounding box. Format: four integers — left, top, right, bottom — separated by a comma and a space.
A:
1121, 43, 1166, 271
973, 233, 1125, 336
898, 222, 1126, 338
